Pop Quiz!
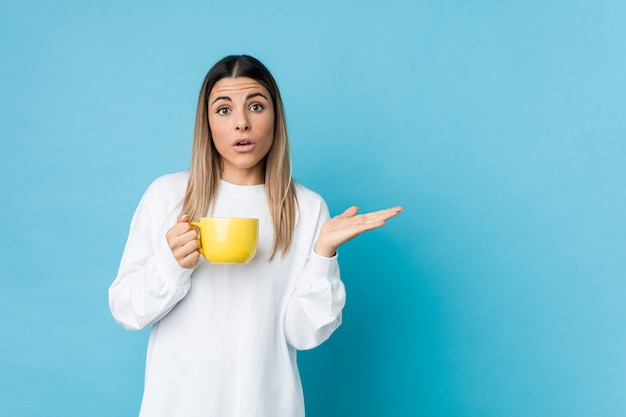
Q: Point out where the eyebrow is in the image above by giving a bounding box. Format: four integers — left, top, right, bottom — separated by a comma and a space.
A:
210, 92, 270, 106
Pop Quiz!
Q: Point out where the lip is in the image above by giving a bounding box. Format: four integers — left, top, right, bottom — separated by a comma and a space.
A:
232, 138, 256, 152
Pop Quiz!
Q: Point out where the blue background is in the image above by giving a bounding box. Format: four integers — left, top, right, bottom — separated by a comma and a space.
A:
1, 1, 625, 416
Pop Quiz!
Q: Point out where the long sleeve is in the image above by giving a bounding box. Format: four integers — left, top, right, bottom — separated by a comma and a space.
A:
283, 191, 347, 350
284, 252, 346, 350
109, 175, 193, 331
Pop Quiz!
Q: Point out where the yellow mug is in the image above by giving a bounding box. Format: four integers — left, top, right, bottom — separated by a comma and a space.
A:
190, 217, 259, 264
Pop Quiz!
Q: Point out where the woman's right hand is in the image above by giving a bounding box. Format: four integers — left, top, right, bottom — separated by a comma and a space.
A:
166, 214, 201, 269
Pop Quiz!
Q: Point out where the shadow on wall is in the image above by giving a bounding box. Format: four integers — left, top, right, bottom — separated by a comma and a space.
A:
299, 229, 450, 417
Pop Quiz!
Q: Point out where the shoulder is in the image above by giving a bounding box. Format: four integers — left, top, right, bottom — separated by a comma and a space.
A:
295, 182, 327, 208
139, 171, 189, 208
147, 171, 190, 192
294, 182, 331, 223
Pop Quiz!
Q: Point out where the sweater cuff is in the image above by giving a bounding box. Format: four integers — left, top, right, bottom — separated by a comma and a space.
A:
304, 250, 340, 283
155, 247, 194, 286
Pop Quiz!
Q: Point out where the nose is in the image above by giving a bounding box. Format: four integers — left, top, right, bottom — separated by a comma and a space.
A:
235, 112, 250, 131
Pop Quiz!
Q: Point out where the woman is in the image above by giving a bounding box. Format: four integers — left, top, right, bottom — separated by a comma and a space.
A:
109, 55, 402, 417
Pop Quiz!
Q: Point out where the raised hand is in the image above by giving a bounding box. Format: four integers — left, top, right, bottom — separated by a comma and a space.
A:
314, 206, 404, 258
166, 214, 202, 268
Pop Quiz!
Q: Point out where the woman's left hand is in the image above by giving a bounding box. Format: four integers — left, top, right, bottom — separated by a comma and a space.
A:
314, 206, 404, 258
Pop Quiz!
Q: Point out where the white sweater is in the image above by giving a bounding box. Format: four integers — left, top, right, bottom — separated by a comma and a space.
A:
109, 172, 346, 417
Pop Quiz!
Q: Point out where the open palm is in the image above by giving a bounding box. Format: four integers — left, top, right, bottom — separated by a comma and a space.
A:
314, 205, 403, 257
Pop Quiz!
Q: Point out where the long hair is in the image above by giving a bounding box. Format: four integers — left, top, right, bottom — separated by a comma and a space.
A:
181, 55, 298, 260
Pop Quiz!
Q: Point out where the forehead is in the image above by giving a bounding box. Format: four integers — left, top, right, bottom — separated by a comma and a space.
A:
209, 77, 270, 99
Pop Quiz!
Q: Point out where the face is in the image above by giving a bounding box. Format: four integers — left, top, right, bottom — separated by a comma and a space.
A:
207, 77, 275, 185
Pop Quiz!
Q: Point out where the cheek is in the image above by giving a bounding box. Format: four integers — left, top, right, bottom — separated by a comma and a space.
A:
261, 114, 275, 139
265, 123, 275, 139
208, 118, 228, 142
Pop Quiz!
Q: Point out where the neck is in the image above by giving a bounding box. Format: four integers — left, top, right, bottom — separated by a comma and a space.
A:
220, 168, 264, 185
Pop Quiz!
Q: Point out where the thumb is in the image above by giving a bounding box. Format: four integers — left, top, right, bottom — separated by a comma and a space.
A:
178, 214, 190, 223
339, 206, 359, 218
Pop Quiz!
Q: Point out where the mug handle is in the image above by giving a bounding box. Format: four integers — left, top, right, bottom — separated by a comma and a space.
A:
189, 222, 204, 255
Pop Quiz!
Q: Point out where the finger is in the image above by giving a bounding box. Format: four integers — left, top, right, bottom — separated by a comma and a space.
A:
178, 250, 201, 269
172, 237, 201, 260
169, 228, 198, 250
363, 206, 403, 222
377, 207, 403, 221
178, 229, 200, 247
178, 214, 190, 223
180, 237, 201, 255
356, 218, 387, 233
167, 223, 192, 245
352, 208, 402, 232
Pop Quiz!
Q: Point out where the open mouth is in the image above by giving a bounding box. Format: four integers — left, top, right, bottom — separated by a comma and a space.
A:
233, 139, 255, 151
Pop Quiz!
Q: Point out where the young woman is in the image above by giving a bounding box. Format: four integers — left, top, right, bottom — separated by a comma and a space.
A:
109, 55, 402, 417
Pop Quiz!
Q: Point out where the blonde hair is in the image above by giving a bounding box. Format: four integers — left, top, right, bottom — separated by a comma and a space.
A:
181, 55, 298, 259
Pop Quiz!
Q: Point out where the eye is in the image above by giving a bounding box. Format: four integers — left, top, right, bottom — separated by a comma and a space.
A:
216, 107, 230, 115
250, 103, 264, 112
